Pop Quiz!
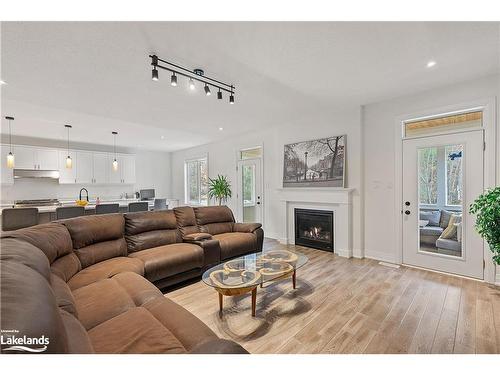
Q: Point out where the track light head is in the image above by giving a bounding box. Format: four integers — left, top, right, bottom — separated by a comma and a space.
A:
189, 78, 195, 90
171, 73, 177, 86
152, 67, 159, 81
204, 84, 211, 96
229, 94, 235, 104
217, 90, 223, 100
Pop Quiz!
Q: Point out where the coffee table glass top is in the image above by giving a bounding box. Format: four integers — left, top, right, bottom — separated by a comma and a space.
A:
202, 249, 308, 290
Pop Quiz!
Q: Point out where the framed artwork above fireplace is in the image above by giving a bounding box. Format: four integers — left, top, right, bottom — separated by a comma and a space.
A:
283, 135, 346, 188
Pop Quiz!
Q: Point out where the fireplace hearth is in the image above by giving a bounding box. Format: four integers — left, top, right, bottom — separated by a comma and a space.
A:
294, 208, 334, 251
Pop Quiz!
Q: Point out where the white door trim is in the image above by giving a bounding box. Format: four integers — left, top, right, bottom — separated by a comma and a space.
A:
394, 97, 496, 283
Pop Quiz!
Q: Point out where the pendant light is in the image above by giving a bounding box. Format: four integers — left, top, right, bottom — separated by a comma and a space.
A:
5, 116, 14, 168
64, 125, 73, 169
112, 131, 118, 171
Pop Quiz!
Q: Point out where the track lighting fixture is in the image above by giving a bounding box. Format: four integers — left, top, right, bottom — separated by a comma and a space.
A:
149, 54, 235, 103
5, 116, 14, 168
112, 131, 118, 171
64, 125, 73, 169
152, 66, 159, 81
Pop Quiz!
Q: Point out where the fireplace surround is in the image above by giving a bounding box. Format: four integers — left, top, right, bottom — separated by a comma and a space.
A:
294, 208, 334, 251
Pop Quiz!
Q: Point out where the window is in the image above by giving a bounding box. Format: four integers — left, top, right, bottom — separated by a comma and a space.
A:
405, 110, 482, 137
240, 146, 262, 160
445, 145, 463, 206
242, 164, 256, 207
184, 157, 208, 206
418, 147, 438, 205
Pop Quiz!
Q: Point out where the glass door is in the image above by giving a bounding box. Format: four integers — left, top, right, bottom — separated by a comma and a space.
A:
237, 158, 262, 223
402, 130, 484, 279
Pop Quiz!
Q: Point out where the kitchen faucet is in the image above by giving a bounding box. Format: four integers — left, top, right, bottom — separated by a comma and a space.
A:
79, 188, 89, 202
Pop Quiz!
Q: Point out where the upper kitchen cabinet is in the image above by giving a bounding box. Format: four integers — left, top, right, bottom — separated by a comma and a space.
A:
106, 153, 135, 184
92, 152, 107, 184
58, 150, 77, 184
13, 146, 58, 170
76, 151, 93, 184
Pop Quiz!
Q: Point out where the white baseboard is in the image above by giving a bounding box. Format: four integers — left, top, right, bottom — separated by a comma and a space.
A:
336, 248, 352, 258
364, 250, 398, 264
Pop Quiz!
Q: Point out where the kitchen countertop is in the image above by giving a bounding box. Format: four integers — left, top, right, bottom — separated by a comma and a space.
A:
0, 198, 181, 214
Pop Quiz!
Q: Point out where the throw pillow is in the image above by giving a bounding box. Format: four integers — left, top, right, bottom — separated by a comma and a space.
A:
439, 210, 455, 229
440, 214, 460, 239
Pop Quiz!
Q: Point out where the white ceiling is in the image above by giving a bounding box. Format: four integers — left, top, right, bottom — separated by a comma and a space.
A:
1, 22, 499, 151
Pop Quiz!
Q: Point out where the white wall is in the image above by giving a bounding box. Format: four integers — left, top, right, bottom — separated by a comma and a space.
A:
363, 74, 499, 265
0, 136, 172, 202
171, 107, 365, 256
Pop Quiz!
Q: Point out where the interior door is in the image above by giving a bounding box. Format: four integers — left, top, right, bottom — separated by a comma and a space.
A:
402, 130, 484, 279
237, 158, 262, 223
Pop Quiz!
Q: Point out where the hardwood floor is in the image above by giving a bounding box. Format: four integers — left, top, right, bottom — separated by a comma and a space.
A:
165, 239, 500, 354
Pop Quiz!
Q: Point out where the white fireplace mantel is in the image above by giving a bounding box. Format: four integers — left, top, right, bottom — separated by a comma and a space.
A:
276, 187, 354, 258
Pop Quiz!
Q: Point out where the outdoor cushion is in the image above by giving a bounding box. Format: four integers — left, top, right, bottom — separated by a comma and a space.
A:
420, 210, 441, 227
419, 226, 443, 237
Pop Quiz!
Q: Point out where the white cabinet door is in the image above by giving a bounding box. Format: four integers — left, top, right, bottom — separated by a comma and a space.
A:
1, 144, 14, 185
92, 153, 107, 184
58, 150, 77, 184
122, 155, 136, 184
37, 149, 59, 170
76, 151, 93, 184
14, 146, 36, 169
107, 154, 122, 184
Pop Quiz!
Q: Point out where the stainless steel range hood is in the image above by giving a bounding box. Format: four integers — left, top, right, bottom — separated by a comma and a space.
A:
13, 169, 60, 179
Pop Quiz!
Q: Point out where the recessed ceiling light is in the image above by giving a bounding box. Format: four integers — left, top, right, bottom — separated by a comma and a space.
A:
426, 61, 436, 68
160, 135, 165, 139
218, 127, 223, 131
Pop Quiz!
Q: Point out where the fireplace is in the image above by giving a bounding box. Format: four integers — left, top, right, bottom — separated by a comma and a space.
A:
294, 208, 334, 252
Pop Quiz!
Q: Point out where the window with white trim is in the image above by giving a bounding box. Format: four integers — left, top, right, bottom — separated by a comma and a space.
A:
184, 157, 208, 206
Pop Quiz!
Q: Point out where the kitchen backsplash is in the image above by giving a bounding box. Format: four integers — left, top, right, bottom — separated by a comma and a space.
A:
0, 178, 136, 203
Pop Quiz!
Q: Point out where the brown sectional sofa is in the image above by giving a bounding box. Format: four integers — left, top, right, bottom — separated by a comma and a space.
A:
0, 205, 263, 354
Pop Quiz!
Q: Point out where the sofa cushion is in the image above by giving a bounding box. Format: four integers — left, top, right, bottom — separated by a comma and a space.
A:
233, 222, 262, 233
50, 273, 78, 317
194, 206, 235, 225
173, 206, 200, 237
72, 272, 162, 330
2, 222, 73, 264
420, 226, 443, 237
142, 296, 218, 351
61, 214, 124, 249
213, 232, 257, 260
129, 243, 204, 282
0, 238, 51, 281
190, 338, 249, 354
75, 238, 128, 269
50, 253, 82, 282
419, 210, 441, 227
60, 309, 94, 353
125, 210, 178, 235
439, 210, 455, 229
88, 307, 187, 354
67, 257, 144, 290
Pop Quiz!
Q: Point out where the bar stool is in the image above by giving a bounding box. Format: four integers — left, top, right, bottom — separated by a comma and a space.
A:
56, 206, 85, 220
1, 207, 39, 231
95, 203, 120, 215
128, 201, 149, 212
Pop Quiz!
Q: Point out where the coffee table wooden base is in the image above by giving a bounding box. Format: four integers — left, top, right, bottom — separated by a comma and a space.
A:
216, 286, 258, 317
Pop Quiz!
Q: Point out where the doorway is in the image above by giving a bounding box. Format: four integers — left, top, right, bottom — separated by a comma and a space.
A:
402, 129, 484, 279
236, 147, 263, 224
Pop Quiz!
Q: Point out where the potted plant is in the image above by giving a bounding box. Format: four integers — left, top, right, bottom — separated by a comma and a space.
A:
469, 186, 500, 265
207, 174, 232, 205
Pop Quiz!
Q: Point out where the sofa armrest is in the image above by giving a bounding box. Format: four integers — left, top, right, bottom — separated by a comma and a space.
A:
233, 222, 262, 233
189, 338, 249, 354
183, 238, 220, 268
183, 232, 212, 241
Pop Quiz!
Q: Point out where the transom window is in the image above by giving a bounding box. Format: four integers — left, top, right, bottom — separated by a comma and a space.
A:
184, 156, 208, 206
405, 110, 482, 138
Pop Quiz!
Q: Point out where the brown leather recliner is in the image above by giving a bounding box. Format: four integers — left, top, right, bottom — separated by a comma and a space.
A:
0, 216, 248, 354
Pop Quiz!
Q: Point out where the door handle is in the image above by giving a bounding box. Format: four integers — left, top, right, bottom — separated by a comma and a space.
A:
405, 201, 410, 206
404, 210, 411, 215
257, 201, 261, 205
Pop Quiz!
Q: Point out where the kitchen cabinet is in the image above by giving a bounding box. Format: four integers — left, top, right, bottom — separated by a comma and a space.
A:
76, 151, 93, 184
92, 153, 107, 184
1, 144, 14, 185
58, 150, 77, 184
106, 154, 135, 184
12, 146, 58, 170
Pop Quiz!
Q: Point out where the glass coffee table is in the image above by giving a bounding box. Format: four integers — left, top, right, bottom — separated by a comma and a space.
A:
202, 249, 308, 317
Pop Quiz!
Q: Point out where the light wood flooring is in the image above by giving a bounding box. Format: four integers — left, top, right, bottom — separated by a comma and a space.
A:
165, 239, 500, 354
